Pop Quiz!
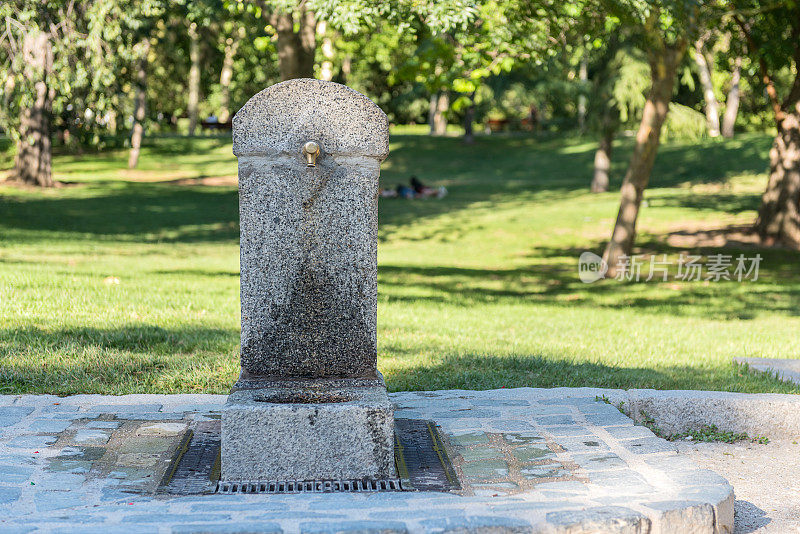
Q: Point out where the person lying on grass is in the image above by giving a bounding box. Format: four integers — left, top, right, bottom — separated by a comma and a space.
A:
380, 175, 447, 199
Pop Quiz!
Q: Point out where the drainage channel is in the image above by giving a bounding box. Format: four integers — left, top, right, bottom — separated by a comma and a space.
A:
217, 478, 403, 494
158, 419, 459, 495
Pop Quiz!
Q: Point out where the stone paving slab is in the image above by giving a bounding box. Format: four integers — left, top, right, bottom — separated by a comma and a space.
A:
0, 389, 733, 533
734, 357, 800, 385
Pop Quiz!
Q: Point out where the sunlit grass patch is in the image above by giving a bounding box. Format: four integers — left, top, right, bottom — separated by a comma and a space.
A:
1, 132, 798, 394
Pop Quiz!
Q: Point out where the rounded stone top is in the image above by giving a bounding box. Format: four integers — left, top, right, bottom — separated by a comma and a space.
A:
232, 79, 389, 160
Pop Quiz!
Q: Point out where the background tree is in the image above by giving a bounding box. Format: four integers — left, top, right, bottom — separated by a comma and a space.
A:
124, 0, 167, 169
693, 30, 721, 137
127, 39, 150, 169
587, 37, 628, 193
187, 20, 201, 135
0, 1, 78, 186
393, 33, 456, 135
197, 3, 276, 125
427, 0, 590, 143
721, 53, 742, 138
269, 1, 316, 80
600, 0, 700, 277
0, 0, 136, 186
217, 24, 246, 123
729, 1, 800, 246
448, 1, 523, 144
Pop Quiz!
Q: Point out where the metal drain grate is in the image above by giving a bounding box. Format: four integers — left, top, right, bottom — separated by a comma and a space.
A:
217, 478, 402, 494
159, 422, 221, 495
394, 419, 460, 491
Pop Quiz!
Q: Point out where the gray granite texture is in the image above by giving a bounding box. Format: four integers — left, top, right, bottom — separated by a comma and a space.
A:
232, 78, 389, 159
221, 383, 396, 481
233, 79, 388, 382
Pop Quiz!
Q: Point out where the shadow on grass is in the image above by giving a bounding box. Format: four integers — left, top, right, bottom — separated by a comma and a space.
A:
0, 325, 236, 353
0, 325, 239, 395
152, 268, 239, 277
0, 182, 239, 243
384, 352, 800, 393
378, 240, 800, 320
648, 192, 761, 214
3, 325, 795, 394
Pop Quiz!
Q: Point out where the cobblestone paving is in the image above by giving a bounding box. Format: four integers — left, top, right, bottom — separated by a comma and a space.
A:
0, 388, 733, 533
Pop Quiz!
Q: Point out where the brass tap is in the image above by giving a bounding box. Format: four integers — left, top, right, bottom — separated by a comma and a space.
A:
302, 141, 320, 167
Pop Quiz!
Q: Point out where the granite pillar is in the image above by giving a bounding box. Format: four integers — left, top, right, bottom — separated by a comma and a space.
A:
221, 79, 396, 482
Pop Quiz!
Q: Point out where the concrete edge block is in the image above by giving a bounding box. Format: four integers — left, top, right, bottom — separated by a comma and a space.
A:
624, 389, 800, 438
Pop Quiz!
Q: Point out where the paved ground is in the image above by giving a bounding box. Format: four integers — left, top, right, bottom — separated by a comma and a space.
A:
0, 389, 733, 533
679, 438, 800, 533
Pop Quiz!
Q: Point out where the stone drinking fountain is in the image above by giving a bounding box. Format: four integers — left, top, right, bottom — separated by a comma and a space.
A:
221, 79, 397, 483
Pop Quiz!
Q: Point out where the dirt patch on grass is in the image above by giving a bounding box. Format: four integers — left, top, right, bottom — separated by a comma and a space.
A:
663, 222, 763, 249
168, 175, 238, 186
0, 175, 84, 190
1, 170, 238, 188
118, 169, 195, 182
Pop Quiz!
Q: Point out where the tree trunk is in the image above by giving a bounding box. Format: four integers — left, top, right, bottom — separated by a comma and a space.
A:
578, 54, 588, 134
340, 55, 351, 84
219, 29, 242, 123
591, 132, 613, 193
106, 110, 117, 135
721, 56, 741, 139
272, 5, 316, 80
318, 20, 334, 81
432, 92, 449, 136
463, 91, 476, 144
12, 32, 53, 188
2, 76, 13, 112
128, 39, 150, 170
591, 107, 618, 193
187, 22, 200, 136
693, 37, 721, 137
13, 81, 53, 187
603, 44, 685, 277
428, 93, 438, 134
754, 104, 800, 246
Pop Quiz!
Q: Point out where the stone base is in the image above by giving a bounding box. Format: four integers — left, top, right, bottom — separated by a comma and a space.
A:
221, 380, 396, 481
1, 391, 739, 533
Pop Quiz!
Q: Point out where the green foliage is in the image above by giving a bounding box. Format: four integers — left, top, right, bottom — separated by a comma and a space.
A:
337, 23, 427, 123
635, 412, 769, 443
610, 48, 651, 123
0, 1, 89, 141
670, 424, 769, 444
727, 0, 799, 76
726, 0, 800, 122
636, 411, 665, 437
663, 102, 708, 140
0, 0, 181, 149
598, 0, 702, 49
2, 0, 785, 151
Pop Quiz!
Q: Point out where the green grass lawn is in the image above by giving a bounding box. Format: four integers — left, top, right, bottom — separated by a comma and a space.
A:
1, 131, 799, 395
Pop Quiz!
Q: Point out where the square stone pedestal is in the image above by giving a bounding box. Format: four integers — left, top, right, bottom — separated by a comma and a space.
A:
221, 380, 396, 482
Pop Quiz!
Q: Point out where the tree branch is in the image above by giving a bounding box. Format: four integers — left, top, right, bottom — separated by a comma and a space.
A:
782, 18, 800, 108
733, 14, 784, 124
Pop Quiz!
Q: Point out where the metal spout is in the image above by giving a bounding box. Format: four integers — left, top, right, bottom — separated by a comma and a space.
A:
302, 141, 320, 167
